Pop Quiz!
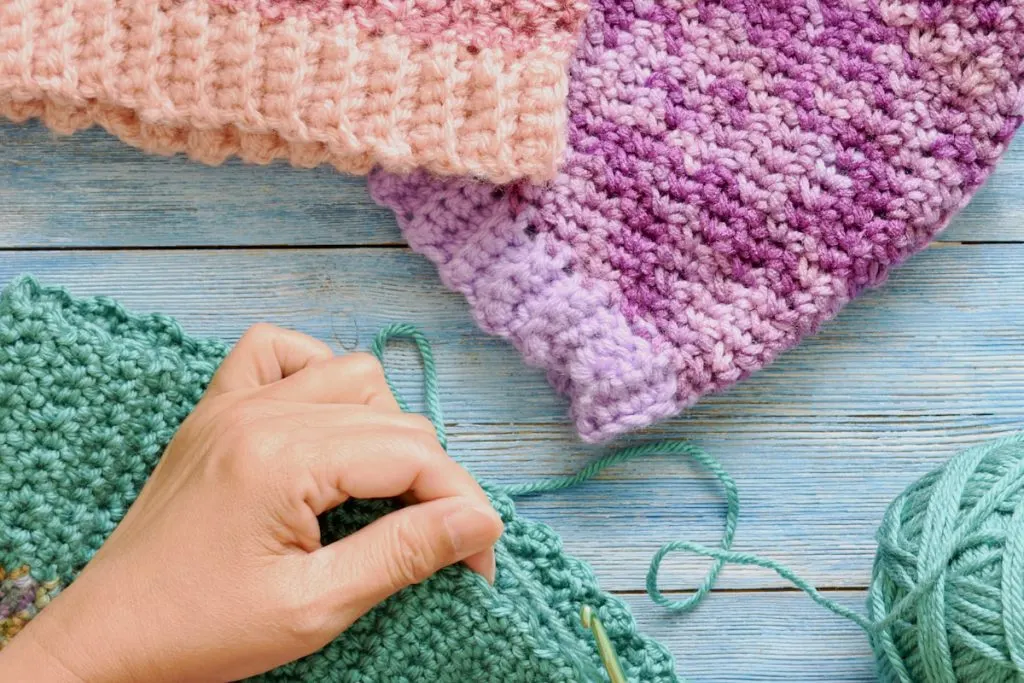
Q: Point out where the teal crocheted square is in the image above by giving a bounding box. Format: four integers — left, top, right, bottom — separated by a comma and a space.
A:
0, 277, 677, 682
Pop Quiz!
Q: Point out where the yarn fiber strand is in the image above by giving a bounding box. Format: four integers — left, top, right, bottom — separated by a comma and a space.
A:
369, 326, 742, 616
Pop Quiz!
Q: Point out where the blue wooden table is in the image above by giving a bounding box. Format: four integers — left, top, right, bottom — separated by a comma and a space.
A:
2, 118, 1023, 681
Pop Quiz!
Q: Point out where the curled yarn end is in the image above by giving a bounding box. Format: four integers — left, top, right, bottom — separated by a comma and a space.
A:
368, 324, 860, 620
369, 323, 447, 451
371, 323, 1024, 682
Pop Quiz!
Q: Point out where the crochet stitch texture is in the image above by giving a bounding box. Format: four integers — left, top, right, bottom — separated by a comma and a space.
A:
0, 277, 677, 682
0, 0, 587, 183
370, 0, 1024, 442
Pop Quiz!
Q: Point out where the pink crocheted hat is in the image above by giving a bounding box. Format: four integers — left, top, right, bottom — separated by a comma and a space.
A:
0, 0, 586, 183
370, 0, 1024, 442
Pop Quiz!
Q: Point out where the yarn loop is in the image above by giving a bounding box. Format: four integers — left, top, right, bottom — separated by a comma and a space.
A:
369, 325, 741, 616
373, 325, 1024, 683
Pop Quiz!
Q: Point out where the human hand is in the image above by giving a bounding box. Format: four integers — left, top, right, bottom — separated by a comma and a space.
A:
0, 324, 504, 683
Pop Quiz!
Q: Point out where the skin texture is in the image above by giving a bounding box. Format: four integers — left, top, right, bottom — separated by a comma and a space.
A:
0, 323, 504, 683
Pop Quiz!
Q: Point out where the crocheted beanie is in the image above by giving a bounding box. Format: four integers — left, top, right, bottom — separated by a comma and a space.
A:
0, 276, 677, 682
0, 0, 586, 183
369, 0, 1024, 442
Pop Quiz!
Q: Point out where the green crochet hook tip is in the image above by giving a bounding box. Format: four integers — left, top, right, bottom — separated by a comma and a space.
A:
581, 605, 628, 683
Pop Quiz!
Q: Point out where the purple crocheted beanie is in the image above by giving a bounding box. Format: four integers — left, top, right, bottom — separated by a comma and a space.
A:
370, 0, 1024, 442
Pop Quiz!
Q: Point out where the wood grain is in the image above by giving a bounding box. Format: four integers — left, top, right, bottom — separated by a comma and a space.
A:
1, 247, 1021, 593
0, 121, 401, 247
1, 120, 1021, 247
623, 592, 875, 682
2, 116, 1022, 682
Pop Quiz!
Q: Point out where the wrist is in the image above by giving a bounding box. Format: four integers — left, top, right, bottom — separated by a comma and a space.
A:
0, 621, 83, 683
0, 571, 147, 683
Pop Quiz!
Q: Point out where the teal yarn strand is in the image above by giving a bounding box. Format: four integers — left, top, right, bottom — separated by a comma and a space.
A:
649, 542, 875, 631
500, 441, 740, 614
373, 324, 1024, 682
370, 325, 740, 616
369, 323, 447, 450
504, 441, 740, 614
643, 435, 1024, 682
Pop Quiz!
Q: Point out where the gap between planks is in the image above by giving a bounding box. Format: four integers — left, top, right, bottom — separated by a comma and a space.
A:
610, 586, 868, 596
0, 239, 1018, 252
0, 243, 407, 252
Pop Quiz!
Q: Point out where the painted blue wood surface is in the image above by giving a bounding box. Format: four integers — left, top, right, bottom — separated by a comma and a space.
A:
2, 120, 1022, 247
2, 119, 1024, 682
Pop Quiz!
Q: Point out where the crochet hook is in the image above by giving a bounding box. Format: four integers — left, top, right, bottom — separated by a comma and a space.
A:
581, 606, 627, 683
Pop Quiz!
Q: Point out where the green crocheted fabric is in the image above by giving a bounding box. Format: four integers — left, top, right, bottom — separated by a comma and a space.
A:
0, 276, 677, 682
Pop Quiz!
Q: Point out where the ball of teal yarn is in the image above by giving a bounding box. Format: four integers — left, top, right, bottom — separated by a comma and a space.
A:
868, 433, 1024, 683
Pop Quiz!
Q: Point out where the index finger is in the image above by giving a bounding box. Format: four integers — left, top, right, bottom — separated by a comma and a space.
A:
206, 324, 334, 397
256, 353, 402, 412
283, 414, 488, 513
280, 414, 497, 579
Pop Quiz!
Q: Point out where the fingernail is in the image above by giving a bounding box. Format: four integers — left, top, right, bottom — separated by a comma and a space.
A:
484, 551, 497, 585
444, 504, 500, 557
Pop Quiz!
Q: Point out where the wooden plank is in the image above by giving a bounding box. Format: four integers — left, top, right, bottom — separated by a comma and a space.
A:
623, 591, 875, 682
1, 120, 1022, 247
0, 246, 1021, 592
0, 121, 400, 247
0, 245, 1019, 424
463, 419, 1011, 592
3, 115, 1019, 681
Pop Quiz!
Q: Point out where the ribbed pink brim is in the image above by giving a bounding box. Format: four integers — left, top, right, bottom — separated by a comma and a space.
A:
0, 0, 587, 182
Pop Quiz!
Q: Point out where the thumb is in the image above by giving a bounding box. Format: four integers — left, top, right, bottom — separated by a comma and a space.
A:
311, 497, 503, 621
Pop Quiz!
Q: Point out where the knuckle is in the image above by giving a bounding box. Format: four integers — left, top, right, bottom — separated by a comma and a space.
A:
241, 322, 280, 344
397, 428, 445, 469
345, 352, 386, 383
282, 597, 334, 648
387, 519, 440, 587
401, 413, 438, 438
213, 403, 280, 475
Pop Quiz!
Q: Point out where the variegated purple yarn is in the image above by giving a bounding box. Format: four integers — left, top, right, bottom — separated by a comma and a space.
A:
370, 0, 1024, 442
